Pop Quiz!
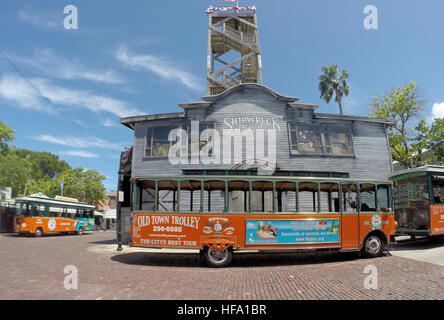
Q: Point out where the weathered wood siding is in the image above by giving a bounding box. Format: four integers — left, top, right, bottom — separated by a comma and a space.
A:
131, 86, 393, 180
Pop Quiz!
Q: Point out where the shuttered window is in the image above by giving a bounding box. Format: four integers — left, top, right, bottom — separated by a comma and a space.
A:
323, 126, 354, 155
288, 124, 323, 154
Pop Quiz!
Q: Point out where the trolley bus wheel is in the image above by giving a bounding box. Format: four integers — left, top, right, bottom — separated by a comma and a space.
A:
35, 228, 43, 237
201, 246, 233, 268
77, 227, 84, 235
363, 234, 383, 257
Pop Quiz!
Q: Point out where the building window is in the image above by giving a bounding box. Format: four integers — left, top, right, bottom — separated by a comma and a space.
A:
323, 126, 354, 155
289, 124, 322, 154
145, 126, 178, 157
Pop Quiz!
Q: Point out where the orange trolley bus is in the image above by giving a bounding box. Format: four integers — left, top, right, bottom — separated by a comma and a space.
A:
14, 194, 96, 237
128, 175, 397, 267
390, 165, 444, 239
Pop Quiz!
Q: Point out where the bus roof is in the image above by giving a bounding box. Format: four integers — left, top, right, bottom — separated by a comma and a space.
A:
14, 194, 95, 210
389, 165, 444, 181
132, 175, 391, 184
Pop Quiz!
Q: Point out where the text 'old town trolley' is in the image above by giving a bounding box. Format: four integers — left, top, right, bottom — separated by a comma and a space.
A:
128, 174, 396, 267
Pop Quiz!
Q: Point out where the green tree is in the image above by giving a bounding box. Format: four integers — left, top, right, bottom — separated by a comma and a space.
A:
412, 118, 444, 165
318, 64, 350, 116
54, 168, 106, 206
0, 123, 107, 205
13, 149, 70, 180
370, 81, 424, 168
0, 153, 32, 197
428, 118, 444, 163
0, 121, 15, 154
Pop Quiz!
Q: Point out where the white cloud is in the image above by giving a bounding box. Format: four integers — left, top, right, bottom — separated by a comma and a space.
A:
432, 102, 444, 119
102, 118, 119, 127
9, 48, 126, 85
34, 134, 124, 150
0, 74, 49, 112
0, 73, 143, 117
59, 150, 99, 158
115, 45, 204, 91
17, 9, 62, 30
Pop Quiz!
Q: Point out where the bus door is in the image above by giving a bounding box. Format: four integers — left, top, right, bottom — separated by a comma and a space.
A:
430, 173, 444, 235
340, 183, 359, 250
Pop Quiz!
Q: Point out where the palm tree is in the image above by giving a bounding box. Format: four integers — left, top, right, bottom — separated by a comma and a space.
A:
318, 64, 350, 116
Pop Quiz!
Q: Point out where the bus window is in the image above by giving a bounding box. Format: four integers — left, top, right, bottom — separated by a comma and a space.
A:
320, 183, 340, 212
23, 204, 31, 217
276, 181, 297, 212
179, 180, 202, 212
137, 180, 155, 211
251, 181, 274, 212
32, 204, 43, 217
432, 176, 444, 204
360, 184, 376, 212
228, 180, 249, 213
377, 184, 391, 212
298, 182, 319, 213
157, 180, 179, 212
342, 183, 357, 212
203, 180, 225, 213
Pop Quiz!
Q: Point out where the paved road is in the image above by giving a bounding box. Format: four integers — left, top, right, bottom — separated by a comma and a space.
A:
0, 232, 443, 300
390, 236, 444, 267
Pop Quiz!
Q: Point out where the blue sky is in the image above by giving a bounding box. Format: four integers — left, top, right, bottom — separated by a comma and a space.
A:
0, 0, 443, 191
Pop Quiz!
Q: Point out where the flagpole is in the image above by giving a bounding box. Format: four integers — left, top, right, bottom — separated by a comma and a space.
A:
59, 178, 64, 197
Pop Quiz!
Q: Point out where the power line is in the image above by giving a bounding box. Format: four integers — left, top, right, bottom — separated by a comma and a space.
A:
0, 48, 96, 139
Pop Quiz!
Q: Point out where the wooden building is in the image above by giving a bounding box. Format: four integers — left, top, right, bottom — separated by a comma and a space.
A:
121, 83, 393, 180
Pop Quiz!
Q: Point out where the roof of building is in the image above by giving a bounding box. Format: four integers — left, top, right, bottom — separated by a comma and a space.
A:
120, 83, 395, 130
120, 112, 185, 129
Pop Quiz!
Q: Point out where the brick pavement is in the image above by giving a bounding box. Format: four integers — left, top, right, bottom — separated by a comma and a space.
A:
0, 231, 443, 300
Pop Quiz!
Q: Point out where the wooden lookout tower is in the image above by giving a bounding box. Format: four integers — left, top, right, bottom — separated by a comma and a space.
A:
206, 2, 263, 96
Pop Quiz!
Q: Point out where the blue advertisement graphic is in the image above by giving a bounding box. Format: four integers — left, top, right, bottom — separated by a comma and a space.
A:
246, 219, 340, 244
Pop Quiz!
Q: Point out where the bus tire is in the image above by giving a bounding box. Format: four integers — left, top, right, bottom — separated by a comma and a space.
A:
77, 227, 84, 235
362, 234, 383, 257
35, 228, 43, 237
201, 246, 233, 268
199, 249, 205, 264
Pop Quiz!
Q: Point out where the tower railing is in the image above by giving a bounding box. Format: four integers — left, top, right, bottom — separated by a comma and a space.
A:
206, 7, 263, 96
